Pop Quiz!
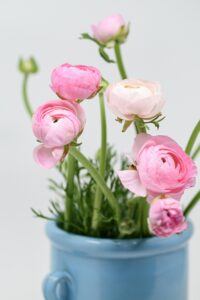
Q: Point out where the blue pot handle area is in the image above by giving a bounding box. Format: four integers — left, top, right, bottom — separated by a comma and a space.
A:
43, 271, 74, 300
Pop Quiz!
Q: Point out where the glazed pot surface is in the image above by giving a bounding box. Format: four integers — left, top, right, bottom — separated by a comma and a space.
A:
43, 221, 193, 300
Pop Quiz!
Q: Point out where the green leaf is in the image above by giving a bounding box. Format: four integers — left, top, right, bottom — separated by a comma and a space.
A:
99, 47, 115, 63
192, 143, 200, 160
185, 120, 200, 155
80, 33, 101, 46
184, 191, 200, 217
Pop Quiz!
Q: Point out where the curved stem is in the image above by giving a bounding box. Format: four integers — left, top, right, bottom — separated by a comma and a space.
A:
69, 147, 120, 223
184, 191, 200, 217
92, 93, 107, 233
185, 120, 200, 155
114, 42, 127, 79
22, 74, 33, 118
64, 153, 76, 231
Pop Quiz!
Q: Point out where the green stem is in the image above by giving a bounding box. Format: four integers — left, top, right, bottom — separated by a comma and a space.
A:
22, 74, 33, 118
184, 191, 200, 217
114, 42, 127, 79
92, 93, 107, 233
192, 143, 200, 160
69, 147, 120, 223
185, 120, 200, 155
64, 153, 76, 231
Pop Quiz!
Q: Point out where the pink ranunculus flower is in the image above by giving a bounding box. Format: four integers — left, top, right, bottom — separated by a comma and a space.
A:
118, 133, 197, 200
51, 64, 101, 101
32, 100, 85, 168
32, 100, 86, 148
106, 79, 165, 121
91, 14, 127, 45
148, 197, 187, 237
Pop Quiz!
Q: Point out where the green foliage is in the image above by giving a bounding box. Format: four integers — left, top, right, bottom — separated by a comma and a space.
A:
32, 145, 150, 239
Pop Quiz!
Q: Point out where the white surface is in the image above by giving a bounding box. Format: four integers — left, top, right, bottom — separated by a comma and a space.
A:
0, 0, 200, 299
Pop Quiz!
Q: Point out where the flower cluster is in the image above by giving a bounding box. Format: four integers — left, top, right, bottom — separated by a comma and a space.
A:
32, 64, 101, 168
118, 133, 197, 236
22, 13, 199, 239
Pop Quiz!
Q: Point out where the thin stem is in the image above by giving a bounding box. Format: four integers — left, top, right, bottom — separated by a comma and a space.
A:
192, 143, 200, 160
69, 147, 120, 224
114, 42, 127, 79
184, 191, 200, 217
92, 93, 107, 232
185, 120, 200, 155
22, 74, 33, 118
64, 154, 77, 231
114, 42, 146, 134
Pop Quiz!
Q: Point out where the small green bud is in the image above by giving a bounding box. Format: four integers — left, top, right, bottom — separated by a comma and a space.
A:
18, 57, 38, 74
119, 218, 136, 236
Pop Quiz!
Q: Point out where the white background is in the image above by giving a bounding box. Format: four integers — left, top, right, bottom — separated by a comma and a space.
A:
0, 0, 200, 299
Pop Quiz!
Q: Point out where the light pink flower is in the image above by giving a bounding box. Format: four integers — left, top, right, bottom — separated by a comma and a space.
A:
106, 79, 165, 121
118, 133, 197, 200
32, 100, 85, 168
148, 197, 187, 237
33, 145, 66, 169
51, 64, 101, 101
91, 14, 126, 44
32, 100, 86, 148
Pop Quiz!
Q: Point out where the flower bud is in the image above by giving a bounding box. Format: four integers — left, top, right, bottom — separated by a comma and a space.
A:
148, 197, 187, 237
18, 57, 38, 74
91, 14, 129, 48
51, 64, 101, 101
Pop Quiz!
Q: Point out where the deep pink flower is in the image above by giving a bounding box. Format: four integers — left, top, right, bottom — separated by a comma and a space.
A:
118, 133, 197, 200
91, 14, 126, 44
51, 64, 101, 101
32, 100, 85, 168
148, 197, 187, 237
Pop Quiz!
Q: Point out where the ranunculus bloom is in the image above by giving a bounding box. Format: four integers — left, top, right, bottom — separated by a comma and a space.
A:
148, 197, 187, 237
51, 64, 101, 101
32, 100, 85, 168
91, 14, 126, 45
32, 100, 86, 148
118, 133, 197, 200
106, 79, 165, 121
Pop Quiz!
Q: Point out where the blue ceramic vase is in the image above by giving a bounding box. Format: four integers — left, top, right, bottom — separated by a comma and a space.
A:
43, 221, 193, 300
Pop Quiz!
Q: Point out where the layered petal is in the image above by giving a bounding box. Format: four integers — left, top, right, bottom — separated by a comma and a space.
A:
33, 145, 65, 169
117, 170, 147, 197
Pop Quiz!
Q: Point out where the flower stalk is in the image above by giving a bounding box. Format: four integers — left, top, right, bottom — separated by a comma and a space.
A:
22, 74, 33, 118
92, 92, 107, 233
64, 153, 77, 231
69, 147, 120, 224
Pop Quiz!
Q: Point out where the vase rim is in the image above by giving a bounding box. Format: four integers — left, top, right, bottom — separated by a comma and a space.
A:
45, 221, 193, 259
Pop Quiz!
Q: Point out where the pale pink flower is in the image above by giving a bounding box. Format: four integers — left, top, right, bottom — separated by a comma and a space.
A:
91, 14, 126, 44
118, 133, 197, 200
32, 100, 85, 168
106, 79, 165, 120
148, 197, 187, 237
51, 64, 101, 101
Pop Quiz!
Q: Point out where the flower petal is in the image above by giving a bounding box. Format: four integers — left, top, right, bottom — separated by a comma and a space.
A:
33, 145, 65, 169
117, 170, 147, 197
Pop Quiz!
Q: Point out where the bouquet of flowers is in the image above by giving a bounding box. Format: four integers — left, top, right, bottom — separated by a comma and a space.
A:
19, 14, 199, 239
